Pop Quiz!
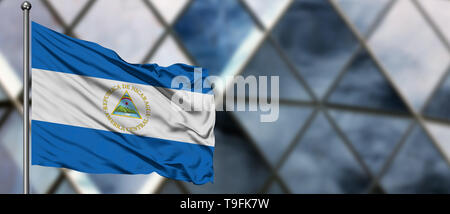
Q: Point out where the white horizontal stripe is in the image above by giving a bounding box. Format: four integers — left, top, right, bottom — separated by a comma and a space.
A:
32, 68, 215, 147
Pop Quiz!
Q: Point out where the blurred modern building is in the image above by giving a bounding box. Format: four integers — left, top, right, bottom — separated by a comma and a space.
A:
0, 0, 449, 193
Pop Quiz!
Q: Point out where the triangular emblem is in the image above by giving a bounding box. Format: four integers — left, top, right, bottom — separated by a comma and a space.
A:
112, 90, 141, 119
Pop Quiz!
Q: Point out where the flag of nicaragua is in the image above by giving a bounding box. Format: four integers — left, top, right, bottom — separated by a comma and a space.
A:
31, 22, 215, 184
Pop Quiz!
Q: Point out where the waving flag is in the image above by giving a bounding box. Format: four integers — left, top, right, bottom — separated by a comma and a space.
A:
31, 22, 215, 184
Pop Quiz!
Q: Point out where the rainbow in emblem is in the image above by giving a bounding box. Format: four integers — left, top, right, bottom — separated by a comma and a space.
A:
112, 91, 142, 119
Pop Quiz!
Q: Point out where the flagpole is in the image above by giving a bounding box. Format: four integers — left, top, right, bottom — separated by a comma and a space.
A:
21, 1, 31, 195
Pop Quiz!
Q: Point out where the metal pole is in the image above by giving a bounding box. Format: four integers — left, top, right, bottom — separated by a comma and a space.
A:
21, 1, 31, 195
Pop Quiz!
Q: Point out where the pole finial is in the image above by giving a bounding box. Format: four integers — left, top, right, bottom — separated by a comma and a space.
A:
21, 1, 32, 10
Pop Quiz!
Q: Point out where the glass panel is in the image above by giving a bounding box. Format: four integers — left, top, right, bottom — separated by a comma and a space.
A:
47, 0, 90, 25
75, 0, 164, 63
0, 87, 7, 101
0, 52, 22, 100
159, 180, 184, 194
0, 108, 6, 119
329, 109, 410, 174
369, 0, 450, 111
0, 111, 22, 194
55, 180, 77, 194
30, 166, 60, 194
381, 126, 450, 193
89, 174, 153, 194
335, 0, 391, 36
266, 181, 284, 194
420, 0, 450, 43
149, 36, 192, 66
327, 50, 408, 113
0, 0, 63, 77
241, 40, 311, 101
244, 0, 290, 28
0, 110, 60, 193
64, 170, 100, 194
0, 110, 22, 168
279, 113, 370, 193
174, 0, 258, 76
0, 143, 21, 193
272, 0, 359, 98
150, 0, 189, 24
424, 71, 450, 121
233, 105, 313, 166
184, 112, 270, 193
426, 122, 450, 162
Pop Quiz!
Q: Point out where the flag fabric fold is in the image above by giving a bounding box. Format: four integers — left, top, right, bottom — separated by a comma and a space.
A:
31, 22, 215, 184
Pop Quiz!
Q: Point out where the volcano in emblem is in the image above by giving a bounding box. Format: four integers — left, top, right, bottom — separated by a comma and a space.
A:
112, 91, 141, 119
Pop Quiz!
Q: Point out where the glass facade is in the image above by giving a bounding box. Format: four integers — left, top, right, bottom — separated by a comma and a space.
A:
0, 0, 449, 194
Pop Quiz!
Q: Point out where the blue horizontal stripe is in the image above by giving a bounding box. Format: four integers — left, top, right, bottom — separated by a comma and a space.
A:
31, 120, 214, 184
31, 21, 212, 94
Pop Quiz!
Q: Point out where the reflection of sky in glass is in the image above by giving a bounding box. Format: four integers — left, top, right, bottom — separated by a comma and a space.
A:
0, 108, 5, 119
381, 126, 450, 193
328, 50, 408, 113
335, 0, 390, 36
0, 111, 23, 194
175, 0, 256, 75
244, 0, 290, 28
0, 110, 60, 193
184, 112, 270, 193
369, 0, 450, 111
54, 180, 76, 194
89, 174, 153, 194
159, 180, 183, 194
150, 0, 188, 24
330, 110, 410, 174
426, 122, 450, 163
233, 105, 313, 166
242, 41, 311, 101
0, 143, 21, 193
75, 0, 164, 63
149, 36, 191, 66
280, 113, 370, 193
420, 0, 450, 43
272, 0, 358, 98
47, 0, 89, 25
0, 89, 6, 101
0, 0, 61, 77
424, 72, 450, 120
266, 181, 284, 194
